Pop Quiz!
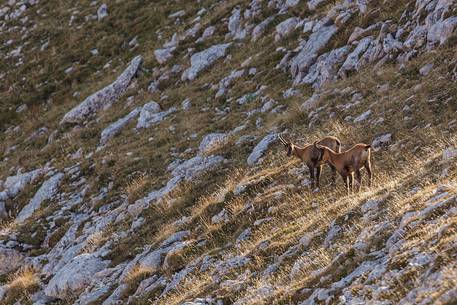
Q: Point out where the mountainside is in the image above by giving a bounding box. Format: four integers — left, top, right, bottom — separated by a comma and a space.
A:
0, 0, 456, 304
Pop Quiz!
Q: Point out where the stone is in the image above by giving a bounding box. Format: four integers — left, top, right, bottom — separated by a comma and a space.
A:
301, 46, 350, 88
275, 17, 301, 41
199, 133, 229, 154
301, 93, 321, 111
44, 254, 110, 298
442, 147, 457, 161
171, 155, 226, 181
371, 133, 392, 150
182, 98, 192, 110
61, 56, 143, 125
136, 103, 176, 129
97, 4, 108, 20
0, 202, 7, 220
212, 209, 229, 224
290, 25, 338, 84
419, 63, 434, 76
228, 8, 242, 36
100, 107, 140, 145
354, 109, 372, 122
308, 0, 328, 10
154, 47, 176, 64
252, 16, 275, 42
247, 133, 277, 166
182, 43, 231, 81
339, 36, 372, 77
16, 172, 64, 222
2, 168, 47, 198
201, 26, 216, 40
427, 17, 457, 47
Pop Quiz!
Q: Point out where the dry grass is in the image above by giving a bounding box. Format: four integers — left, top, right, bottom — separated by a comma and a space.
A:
2, 267, 40, 304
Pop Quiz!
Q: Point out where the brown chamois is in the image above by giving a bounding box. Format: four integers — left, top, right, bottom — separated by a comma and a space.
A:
314, 142, 372, 193
279, 135, 341, 189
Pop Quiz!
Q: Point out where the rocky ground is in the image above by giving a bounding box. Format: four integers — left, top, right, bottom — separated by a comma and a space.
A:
0, 0, 456, 304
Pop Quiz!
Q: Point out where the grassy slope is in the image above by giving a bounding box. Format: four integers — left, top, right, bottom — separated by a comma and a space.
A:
0, 0, 456, 304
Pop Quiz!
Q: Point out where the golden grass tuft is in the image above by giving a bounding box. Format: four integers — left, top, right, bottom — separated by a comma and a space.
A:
3, 267, 40, 303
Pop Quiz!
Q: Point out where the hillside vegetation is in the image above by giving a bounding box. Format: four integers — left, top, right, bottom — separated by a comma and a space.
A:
0, 0, 456, 304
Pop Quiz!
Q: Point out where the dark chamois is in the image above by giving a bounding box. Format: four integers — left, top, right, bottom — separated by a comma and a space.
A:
279, 135, 341, 189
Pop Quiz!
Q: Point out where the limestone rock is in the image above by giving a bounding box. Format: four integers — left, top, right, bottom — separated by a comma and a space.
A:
182, 44, 231, 81
247, 133, 277, 166
16, 172, 64, 222
61, 56, 143, 125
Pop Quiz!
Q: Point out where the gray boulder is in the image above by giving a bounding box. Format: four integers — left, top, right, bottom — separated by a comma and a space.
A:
275, 17, 301, 41
2, 168, 46, 198
100, 107, 140, 145
16, 172, 64, 222
290, 25, 338, 84
252, 16, 275, 42
301, 46, 350, 88
136, 102, 176, 129
247, 133, 277, 166
154, 47, 176, 64
44, 254, 110, 299
61, 55, 143, 125
182, 44, 231, 81
172, 155, 226, 181
427, 17, 457, 47
199, 133, 229, 154
339, 36, 372, 77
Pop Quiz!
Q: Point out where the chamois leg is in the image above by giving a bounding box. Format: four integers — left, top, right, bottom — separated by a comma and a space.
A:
329, 164, 337, 187
348, 172, 354, 193
364, 161, 372, 187
341, 172, 349, 194
355, 169, 362, 192
308, 164, 315, 189
315, 165, 322, 188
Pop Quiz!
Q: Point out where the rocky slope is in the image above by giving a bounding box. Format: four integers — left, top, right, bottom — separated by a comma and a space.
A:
0, 0, 456, 304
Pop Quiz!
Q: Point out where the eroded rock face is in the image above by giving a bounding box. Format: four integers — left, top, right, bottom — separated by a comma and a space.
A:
182, 44, 231, 81
61, 55, 143, 125
44, 254, 110, 299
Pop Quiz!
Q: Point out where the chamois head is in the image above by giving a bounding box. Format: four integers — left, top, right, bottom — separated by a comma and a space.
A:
279, 135, 294, 157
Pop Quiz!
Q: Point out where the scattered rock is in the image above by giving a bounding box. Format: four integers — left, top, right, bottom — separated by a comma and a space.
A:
247, 133, 277, 166
199, 133, 229, 154
371, 133, 392, 150
182, 44, 231, 81
45, 254, 110, 299
61, 56, 143, 125
16, 172, 64, 222
100, 107, 140, 145
97, 4, 108, 21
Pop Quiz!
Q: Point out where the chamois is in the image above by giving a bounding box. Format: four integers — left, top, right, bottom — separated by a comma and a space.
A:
314, 142, 372, 193
279, 135, 341, 189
